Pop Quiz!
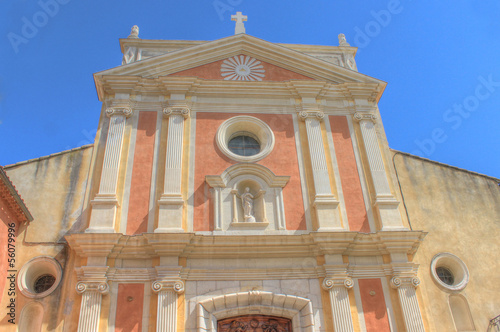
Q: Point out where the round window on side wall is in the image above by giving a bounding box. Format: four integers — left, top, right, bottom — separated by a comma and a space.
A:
430, 253, 469, 292
216, 116, 275, 163
18, 256, 62, 299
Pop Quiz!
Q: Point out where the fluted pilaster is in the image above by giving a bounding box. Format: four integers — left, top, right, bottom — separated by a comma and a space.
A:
353, 112, 405, 229
87, 107, 132, 233
156, 107, 190, 232
299, 111, 342, 230
98, 108, 131, 194
322, 278, 355, 332
391, 277, 425, 332
152, 280, 185, 332
354, 112, 391, 196
76, 282, 109, 332
162, 107, 189, 195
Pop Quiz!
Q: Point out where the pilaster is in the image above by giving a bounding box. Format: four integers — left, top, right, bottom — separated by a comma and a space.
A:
156, 106, 190, 233
353, 112, 406, 230
299, 110, 342, 230
75, 267, 109, 332
322, 275, 355, 332
390, 276, 425, 332
152, 266, 184, 332
87, 107, 132, 233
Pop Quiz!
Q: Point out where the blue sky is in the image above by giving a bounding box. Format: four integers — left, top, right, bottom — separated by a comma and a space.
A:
1, 1, 499, 178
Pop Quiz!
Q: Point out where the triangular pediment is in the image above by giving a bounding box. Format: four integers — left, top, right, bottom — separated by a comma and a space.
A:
169, 54, 315, 82
94, 34, 384, 85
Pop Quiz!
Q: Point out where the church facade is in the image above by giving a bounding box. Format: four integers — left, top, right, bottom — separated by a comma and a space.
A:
2, 15, 499, 332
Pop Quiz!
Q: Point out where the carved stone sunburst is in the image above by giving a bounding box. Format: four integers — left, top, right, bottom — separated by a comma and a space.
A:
221, 55, 265, 81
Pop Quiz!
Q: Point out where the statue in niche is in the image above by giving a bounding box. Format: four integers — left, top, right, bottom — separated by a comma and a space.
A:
235, 187, 265, 223
241, 187, 256, 222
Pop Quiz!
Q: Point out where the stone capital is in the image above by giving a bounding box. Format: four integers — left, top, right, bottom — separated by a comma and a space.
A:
152, 280, 185, 294
106, 107, 133, 118
163, 107, 190, 119
298, 110, 324, 122
390, 276, 420, 289
322, 277, 354, 290
353, 112, 377, 123
76, 281, 109, 295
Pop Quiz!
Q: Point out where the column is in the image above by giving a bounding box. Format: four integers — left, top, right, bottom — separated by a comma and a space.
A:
87, 107, 132, 233
152, 280, 184, 332
76, 282, 109, 332
299, 111, 342, 230
322, 278, 355, 332
156, 107, 190, 232
391, 277, 425, 332
353, 112, 405, 229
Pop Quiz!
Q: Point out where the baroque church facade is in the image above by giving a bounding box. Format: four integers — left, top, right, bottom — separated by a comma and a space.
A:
1, 14, 499, 332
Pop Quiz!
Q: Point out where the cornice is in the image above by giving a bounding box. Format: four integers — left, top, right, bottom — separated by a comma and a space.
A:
95, 75, 383, 106
65, 231, 426, 260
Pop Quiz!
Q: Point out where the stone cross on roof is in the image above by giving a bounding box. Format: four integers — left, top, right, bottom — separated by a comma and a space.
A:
231, 12, 247, 35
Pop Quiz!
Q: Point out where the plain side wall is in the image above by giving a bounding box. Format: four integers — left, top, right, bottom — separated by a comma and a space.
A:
393, 151, 500, 331
2, 147, 93, 331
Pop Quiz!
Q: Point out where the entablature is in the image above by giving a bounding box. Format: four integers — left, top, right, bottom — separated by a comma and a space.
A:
96, 75, 384, 108
66, 230, 426, 261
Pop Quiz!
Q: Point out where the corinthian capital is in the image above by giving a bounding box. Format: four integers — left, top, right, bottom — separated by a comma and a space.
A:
151, 280, 185, 294
353, 112, 377, 123
322, 277, 354, 290
106, 107, 133, 118
298, 110, 324, 121
163, 107, 190, 119
76, 281, 109, 294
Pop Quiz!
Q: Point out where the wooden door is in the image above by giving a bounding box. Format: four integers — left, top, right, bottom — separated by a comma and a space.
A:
217, 315, 292, 332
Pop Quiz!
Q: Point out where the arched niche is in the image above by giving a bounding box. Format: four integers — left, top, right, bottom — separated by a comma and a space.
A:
449, 294, 476, 331
197, 291, 314, 332
206, 164, 290, 231
18, 301, 44, 332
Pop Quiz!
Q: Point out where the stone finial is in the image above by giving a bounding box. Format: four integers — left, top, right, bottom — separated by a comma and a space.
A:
338, 33, 350, 47
231, 12, 247, 35
128, 25, 139, 39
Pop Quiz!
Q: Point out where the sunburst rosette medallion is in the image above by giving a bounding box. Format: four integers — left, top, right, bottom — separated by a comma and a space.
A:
221, 55, 265, 81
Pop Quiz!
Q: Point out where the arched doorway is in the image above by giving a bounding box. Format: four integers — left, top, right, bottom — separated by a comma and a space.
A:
218, 315, 292, 332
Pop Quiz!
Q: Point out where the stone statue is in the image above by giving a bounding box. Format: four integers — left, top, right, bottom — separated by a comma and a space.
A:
241, 187, 256, 222
338, 33, 350, 47
339, 33, 351, 46
128, 25, 139, 38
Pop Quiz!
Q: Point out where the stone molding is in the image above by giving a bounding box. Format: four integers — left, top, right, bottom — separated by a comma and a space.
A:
206, 163, 289, 231
322, 277, 354, 290
215, 115, 275, 163
66, 231, 426, 260
151, 280, 185, 294
76, 281, 109, 295
162, 107, 190, 118
298, 110, 324, 121
197, 291, 314, 332
390, 276, 421, 289
353, 112, 377, 123
206, 163, 290, 189
105, 107, 133, 118
17, 256, 63, 299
